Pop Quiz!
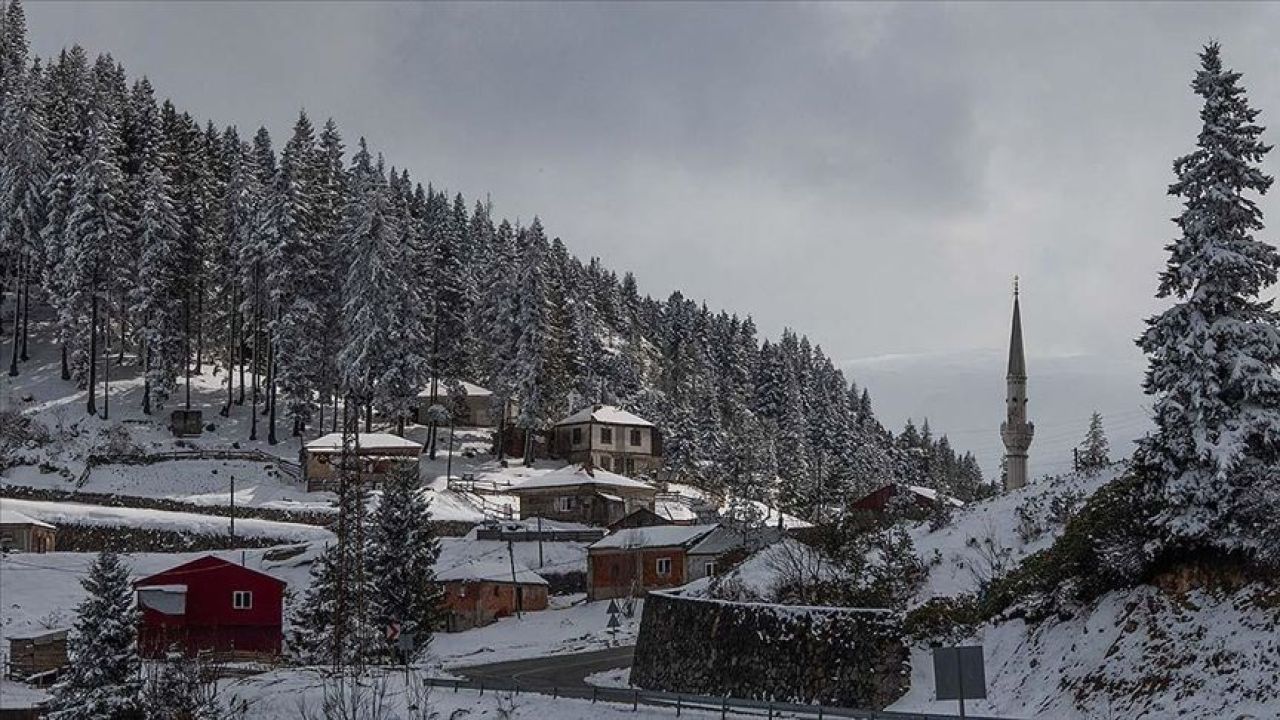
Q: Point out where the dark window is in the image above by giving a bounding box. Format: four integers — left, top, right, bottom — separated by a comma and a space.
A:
656, 557, 672, 576
600, 427, 613, 444
572, 427, 582, 444
233, 591, 253, 610
629, 429, 642, 446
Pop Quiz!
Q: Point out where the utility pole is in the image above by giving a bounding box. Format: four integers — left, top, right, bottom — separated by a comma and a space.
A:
537, 515, 544, 568
507, 540, 523, 619
229, 475, 236, 542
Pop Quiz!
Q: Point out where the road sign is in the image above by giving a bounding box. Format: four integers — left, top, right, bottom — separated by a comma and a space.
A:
934, 645, 986, 719
607, 599, 620, 615
607, 613, 621, 630
397, 632, 416, 655
386, 622, 401, 642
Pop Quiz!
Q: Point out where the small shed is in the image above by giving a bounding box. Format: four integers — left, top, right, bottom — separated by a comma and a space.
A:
587, 524, 718, 600
507, 464, 658, 527
0, 508, 56, 553
438, 561, 549, 631
5, 628, 68, 684
134, 556, 285, 659
301, 432, 423, 491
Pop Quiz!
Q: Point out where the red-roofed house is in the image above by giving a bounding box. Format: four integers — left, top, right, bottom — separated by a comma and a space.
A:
134, 556, 285, 659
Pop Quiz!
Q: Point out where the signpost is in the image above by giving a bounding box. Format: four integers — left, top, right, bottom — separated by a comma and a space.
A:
606, 599, 621, 645
933, 645, 986, 719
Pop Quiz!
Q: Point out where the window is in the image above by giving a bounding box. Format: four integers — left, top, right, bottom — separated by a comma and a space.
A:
656, 557, 672, 576
625, 458, 635, 475
600, 456, 612, 472
232, 591, 253, 610
571, 427, 582, 444
629, 429, 642, 447
704, 561, 716, 577
556, 496, 575, 512
600, 427, 613, 444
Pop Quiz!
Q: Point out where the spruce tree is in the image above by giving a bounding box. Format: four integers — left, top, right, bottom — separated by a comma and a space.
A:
133, 165, 185, 411
1135, 43, 1280, 562
1077, 411, 1110, 472
367, 463, 442, 661
48, 551, 143, 720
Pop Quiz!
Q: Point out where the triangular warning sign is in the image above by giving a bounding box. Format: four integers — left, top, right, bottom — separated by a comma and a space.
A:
607, 614, 621, 629
607, 599, 620, 615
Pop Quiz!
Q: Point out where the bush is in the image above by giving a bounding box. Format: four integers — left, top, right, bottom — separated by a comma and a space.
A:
981, 472, 1154, 620
904, 595, 981, 643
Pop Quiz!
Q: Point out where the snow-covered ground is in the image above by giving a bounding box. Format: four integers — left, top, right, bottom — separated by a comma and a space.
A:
585, 666, 634, 689
217, 668, 750, 720
435, 594, 642, 669
884, 462, 1280, 719
907, 464, 1121, 606
0, 497, 333, 541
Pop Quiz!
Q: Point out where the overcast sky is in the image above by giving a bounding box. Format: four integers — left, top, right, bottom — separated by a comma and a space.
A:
25, 1, 1280, 472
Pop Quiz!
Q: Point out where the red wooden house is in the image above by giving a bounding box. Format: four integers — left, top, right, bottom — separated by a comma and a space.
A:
134, 556, 285, 659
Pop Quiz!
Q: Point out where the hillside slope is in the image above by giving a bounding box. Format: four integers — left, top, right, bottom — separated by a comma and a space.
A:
889, 464, 1280, 719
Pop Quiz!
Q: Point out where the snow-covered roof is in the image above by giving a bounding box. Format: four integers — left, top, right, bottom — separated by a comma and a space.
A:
905, 485, 965, 508
304, 433, 423, 453
555, 404, 654, 428
508, 465, 655, 493
136, 584, 187, 593
0, 507, 55, 529
590, 524, 718, 551
416, 379, 493, 399
437, 560, 549, 586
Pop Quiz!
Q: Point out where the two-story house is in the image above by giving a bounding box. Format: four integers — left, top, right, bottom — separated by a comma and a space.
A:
552, 404, 662, 477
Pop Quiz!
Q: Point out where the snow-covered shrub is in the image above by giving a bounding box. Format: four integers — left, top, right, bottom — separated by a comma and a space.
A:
980, 472, 1153, 619
93, 424, 142, 458
0, 408, 51, 460
903, 595, 981, 643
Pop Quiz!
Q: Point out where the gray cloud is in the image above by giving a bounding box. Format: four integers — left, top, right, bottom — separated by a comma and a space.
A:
25, 1, 1280, 463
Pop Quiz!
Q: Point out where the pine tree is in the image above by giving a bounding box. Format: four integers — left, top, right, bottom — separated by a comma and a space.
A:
1077, 411, 1110, 472
133, 165, 185, 411
2, 57, 47, 376
511, 220, 551, 464
367, 463, 442, 660
47, 551, 143, 720
64, 106, 126, 410
338, 161, 426, 426
263, 112, 326, 436
1135, 42, 1280, 563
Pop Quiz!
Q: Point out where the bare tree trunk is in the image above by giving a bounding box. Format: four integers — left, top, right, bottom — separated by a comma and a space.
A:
194, 279, 204, 374
142, 336, 152, 415
267, 338, 278, 445
20, 259, 31, 362
7, 253, 21, 377
87, 275, 100, 416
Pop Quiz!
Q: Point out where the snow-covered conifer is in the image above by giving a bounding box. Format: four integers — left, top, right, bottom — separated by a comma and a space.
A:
1135, 43, 1280, 562
47, 551, 143, 720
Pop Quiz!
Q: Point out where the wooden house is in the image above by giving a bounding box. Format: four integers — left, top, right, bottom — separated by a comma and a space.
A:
552, 405, 662, 477
0, 508, 56, 553
586, 524, 718, 600
683, 525, 784, 583
438, 561, 549, 631
134, 556, 285, 659
416, 379, 516, 428
301, 432, 422, 491
507, 464, 657, 527
5, 628, 67, 684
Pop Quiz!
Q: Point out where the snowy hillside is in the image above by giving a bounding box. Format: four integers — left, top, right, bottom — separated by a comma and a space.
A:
885, 463, 1280, 719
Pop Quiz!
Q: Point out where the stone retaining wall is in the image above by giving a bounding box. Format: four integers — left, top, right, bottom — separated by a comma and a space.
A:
630, 589, 908, 709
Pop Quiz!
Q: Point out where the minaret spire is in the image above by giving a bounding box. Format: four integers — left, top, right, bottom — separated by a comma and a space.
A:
1001, 278, 1034, 491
